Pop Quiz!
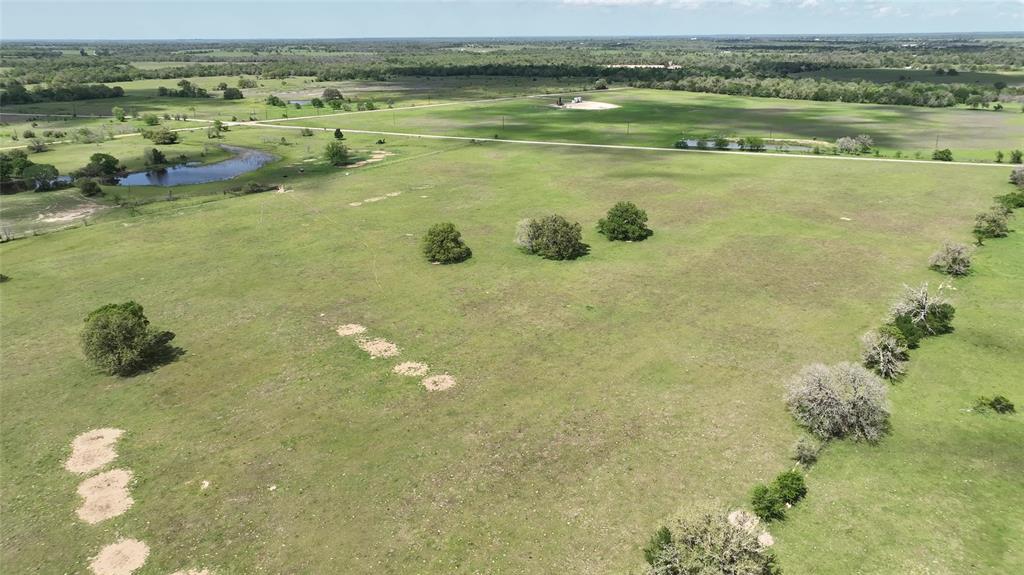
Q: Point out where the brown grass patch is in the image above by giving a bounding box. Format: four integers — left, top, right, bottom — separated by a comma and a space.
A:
335, 324, 367, 337
76, 469, 133, 524
357, 337, 400, 358
392, 361, 429, 377
65, 428, 124, 474
169, 570, 212, 575
422, 374, 456, 391
89, 539, 149, 575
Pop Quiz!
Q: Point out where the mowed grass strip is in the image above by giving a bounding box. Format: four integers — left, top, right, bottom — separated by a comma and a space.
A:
0, 140, 1014, 573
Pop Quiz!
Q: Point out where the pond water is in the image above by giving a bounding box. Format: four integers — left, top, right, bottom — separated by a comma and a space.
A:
116, 145, 276, 187
677, 139, 812, 152
288, 100, 312, 106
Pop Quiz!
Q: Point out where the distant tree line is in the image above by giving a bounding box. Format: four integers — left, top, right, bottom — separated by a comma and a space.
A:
0, 80, 124, 105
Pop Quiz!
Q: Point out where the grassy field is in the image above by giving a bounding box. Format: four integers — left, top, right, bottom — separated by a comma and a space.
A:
1, 127, 1019, 573
281, 88, 1024, 162
789, 67, 1024, 87
774, 226, 1024, 574
2, 76, 595, 121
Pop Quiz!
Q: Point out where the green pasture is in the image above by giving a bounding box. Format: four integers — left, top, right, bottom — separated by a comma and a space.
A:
2, 76, 593, 122
2, 132, 1019, 573
283, 88, 1024, 162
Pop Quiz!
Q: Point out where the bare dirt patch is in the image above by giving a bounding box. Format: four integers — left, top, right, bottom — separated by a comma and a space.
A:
169, 570, 212, 575
347, 150, 393, 168
336, 324, 367, 337
357, 337, 401, 358
392, 361, 430, 377
77, 469, 133, 524
37, 203, 105, 224
422, 374, 456, 391
65, 428, 125, 474
552, 101, 620, 111
90, 538, 149, 575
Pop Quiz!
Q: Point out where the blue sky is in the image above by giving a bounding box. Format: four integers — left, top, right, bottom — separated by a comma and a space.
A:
1, 1, 1022, 40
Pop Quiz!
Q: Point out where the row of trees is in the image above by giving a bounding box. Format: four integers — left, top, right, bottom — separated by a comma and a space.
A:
0, 80, 124, 105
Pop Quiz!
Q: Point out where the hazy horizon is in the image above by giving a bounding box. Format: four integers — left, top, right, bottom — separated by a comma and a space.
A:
2, 1, 1022, 41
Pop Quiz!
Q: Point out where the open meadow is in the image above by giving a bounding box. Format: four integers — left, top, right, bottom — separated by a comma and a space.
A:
2, 120, 1021, 572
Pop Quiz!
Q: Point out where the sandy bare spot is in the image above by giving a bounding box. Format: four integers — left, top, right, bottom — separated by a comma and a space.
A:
90, 539, 149, 575
170, 570, 212, 575
392, 362, 429, 377
348, 201, 363, 207
77, 469, 133, 524
357, 338, 400, 358
422, 374, 456, 391
336, 324, 367, 337
37, 204, 104, 223
66, 428, 125, 474
728, 509, 761, 533
347, 150, 393, 168
385, 192, 401, 197
553, 101, 620, 110
200, 480, 211, 490
758, 532, 775, 547
363, 196, 385, 203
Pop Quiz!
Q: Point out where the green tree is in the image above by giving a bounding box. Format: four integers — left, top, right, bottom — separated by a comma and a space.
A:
80, 301, 177, 376
422, 222, 473, 264
324, 140, 349, 165
311, 98, 324, 110
143, 148, 166, 167
597, 201, 653, 241
22, 163, 59, 190
222, 87, 244, 100
75, 177, 103, 197
334, 128, 344, 140
521, 215, 589, 260
141, 113, 160, 126
112, 106, 126, 122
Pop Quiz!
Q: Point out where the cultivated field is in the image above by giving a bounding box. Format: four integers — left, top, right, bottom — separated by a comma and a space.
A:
2, 115, 1020, 574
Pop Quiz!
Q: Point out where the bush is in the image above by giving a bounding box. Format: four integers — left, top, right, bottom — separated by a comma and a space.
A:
422, 222, 472, 264
300, 128, 314, 136
889, 282, 955, 336
80, 301, 177, 376
772, 470, 807, 505
222, 87, 244, 100
785, 362, 890, 442
860, 328, 909, 379
974, 396, 1015, 414
141, 113, 160, 126
643, 507, 779, 575
519, 215, 589, 260
998, 190, 1024, 210
928, 241, 972, 276
791, 436, 821, 466
75, 178, 102, 197
972, 207, 1010, 244
324, 140, 349, 165
143, 148, 166, 167
932, 148, 954, 161
713, 136, 730, 150
741, 136, 766, 152
143, 127, 179, 145
750, 484, 786, 522
596, 201, 653, 241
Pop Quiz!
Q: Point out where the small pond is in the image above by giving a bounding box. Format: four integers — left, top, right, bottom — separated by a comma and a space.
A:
116, 145, 276, 187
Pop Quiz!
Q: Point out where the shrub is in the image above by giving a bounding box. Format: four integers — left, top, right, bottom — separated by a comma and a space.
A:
785, 362, 890, 442
422, 222, 472, 264
75, 178, 103, 197
324, 140, 349, 165
742, 136, 766, 152
750, 484, 786, 522
889, 283, 955, 336
222, 87, 244, 100
143, 147, 167, 167
974, 396, 1015, 414
998, 190, 1024, 210
928, 241, 972, 276
1011, 149, 1023, 164
836, 136, 859, 154
972, 207, 1010, 245
27, 138, 47, 153
674, 139, 690, 149
791, 436, 821, 466
141, 113, 160, 126
772, 470, 807, 505
643, 507, 779, 575
713, 136, 730, 150
860, 328, 909, 379
519, 215, 589, 260
143, 127, 179, 145
596, 201, 653, 241
80, 301, 177, 376
300, 128, 314, 137
932, 148, 954, 161
333, 128, 344, 140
